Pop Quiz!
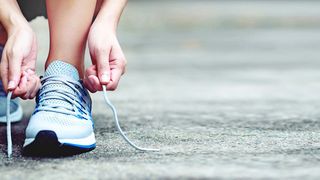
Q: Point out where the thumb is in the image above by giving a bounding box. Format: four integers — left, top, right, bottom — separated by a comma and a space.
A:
8, 54, 22, 90
94, 47, 111, 85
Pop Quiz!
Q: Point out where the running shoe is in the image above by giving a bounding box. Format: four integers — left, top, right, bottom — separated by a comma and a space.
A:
23, 60, 96, 156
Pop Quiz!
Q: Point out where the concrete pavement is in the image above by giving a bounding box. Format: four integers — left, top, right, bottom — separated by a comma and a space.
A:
1, 1, 320, 179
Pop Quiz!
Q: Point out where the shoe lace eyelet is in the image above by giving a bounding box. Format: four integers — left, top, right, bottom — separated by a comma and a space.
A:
75, 84, 80, 89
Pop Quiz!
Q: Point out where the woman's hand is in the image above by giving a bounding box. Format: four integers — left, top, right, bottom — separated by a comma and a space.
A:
84, 21, 126, 93
0, 24, 40, 99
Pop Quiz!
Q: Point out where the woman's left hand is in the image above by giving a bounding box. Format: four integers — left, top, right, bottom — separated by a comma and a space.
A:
84, 21, 126, 93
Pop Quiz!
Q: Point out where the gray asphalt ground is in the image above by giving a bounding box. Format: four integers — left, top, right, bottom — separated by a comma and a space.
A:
1, 1, 320, 179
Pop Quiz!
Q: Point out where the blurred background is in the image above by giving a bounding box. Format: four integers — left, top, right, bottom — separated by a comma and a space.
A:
29, 0, 320, 102
2, 0, 320, 179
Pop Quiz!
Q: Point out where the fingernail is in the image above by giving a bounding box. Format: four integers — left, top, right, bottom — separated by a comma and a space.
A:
8, 81, 15, 90
101, 74, 110, 83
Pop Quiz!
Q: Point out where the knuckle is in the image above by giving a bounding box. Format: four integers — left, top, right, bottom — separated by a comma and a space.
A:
7, 51, 15, 59
7, 47, 21, 59
118, 58, 127, 69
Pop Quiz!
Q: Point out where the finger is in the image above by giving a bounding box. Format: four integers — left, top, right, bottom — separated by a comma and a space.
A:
85, 65, 97, 76
0, 52, 9, 92
88, 79, 98, 93
106, 68, 122, 91
12, 73, 28, 98
30, 76, 41, 98
12, 74, 28, 99
110, 41, 127, 75
24, 75, 37, 99
88, 75, 102, 91
84, 65, 99, 92
23, 55, 38, 98
83, 76, 97, 93
94, 46, 111, 85
85, 65, 102, 91
7, 51, 23, 90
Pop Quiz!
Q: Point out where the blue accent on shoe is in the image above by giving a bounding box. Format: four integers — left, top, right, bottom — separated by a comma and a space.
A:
63, 142, 96, 149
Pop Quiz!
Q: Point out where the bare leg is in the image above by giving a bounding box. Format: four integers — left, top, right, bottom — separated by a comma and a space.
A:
45, 0, 97, 77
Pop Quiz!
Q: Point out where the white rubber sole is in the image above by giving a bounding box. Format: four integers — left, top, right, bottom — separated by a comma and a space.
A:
0, 105, 23, 123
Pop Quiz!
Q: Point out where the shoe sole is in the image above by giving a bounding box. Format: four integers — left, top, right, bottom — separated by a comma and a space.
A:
23, 130, 96, 157
0, 105, 23, 123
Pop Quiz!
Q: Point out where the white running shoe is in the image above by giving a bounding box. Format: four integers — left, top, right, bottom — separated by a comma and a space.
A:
23, 61, 96, 156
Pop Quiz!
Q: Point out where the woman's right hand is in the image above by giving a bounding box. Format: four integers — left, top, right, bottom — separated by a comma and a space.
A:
0, 23, 41, 99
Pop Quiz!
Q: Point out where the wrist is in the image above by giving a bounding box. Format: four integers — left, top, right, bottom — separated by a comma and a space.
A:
5, 13, 30, 35
92, 17, 118, 35
94, 14, 118, 33
94, 0, 127, 33
0, 0, 29, 35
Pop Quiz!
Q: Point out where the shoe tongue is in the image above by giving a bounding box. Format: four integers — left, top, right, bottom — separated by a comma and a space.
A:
45, 60, 79, 80
42, 60, 80, 109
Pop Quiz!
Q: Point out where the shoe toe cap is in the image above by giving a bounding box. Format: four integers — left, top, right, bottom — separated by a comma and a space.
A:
26, 112, 94, 139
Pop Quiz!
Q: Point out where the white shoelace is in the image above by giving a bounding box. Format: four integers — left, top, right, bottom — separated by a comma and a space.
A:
5, 85, 159, 157
36, 76, 91, 119
6, 91, 12, 158
102, 85, 159, 152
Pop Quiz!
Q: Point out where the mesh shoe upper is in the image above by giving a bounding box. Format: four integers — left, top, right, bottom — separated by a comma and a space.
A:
25, 61, 94, 142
